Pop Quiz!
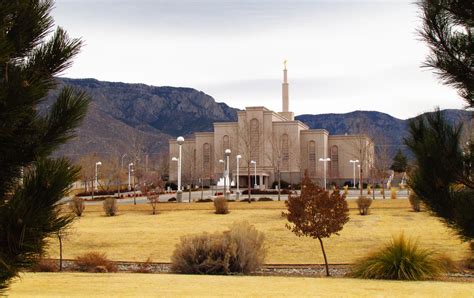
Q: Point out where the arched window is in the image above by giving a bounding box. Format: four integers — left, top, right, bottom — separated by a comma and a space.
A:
250, 119, 259, 163
203, 143, 211, 178
223, 135, 230, 151
330, 145, 339, 178
308, 141, 316, 176
281, 134, 289, 170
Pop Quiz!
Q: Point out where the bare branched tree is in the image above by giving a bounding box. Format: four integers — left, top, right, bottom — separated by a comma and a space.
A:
238, 118, 260, 202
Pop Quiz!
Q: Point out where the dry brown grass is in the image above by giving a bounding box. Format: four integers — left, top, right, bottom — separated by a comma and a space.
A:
47, 200, 471, 264
9, 273, 474, 297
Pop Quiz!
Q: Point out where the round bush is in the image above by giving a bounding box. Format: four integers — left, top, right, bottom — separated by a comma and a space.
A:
69, 196, 85, 217
213, 196, 229, 214
102, 197, 117, 216
171, 221, 266, 274
356, 196, 372, 215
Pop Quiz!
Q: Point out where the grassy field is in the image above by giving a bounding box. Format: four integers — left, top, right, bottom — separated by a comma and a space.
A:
9, 273, 474, 297
46, 200, 471, 264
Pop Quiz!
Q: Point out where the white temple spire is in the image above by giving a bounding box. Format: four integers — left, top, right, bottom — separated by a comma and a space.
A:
282, 60, 289, 112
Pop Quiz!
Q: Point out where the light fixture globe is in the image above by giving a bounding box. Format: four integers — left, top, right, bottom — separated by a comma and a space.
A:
177, 136, 184, 145
236, 154, 242, 159
225, 149, 231, 156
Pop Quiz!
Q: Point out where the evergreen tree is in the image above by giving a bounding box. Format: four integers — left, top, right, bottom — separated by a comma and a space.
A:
390, 149, 408, 173
407, 0, 474, 242
405, 110, 473, 240
418, 0, 473, 109
0, 0, 89, 289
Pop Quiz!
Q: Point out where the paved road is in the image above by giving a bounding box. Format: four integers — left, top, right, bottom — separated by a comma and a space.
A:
73, 188, 409, 205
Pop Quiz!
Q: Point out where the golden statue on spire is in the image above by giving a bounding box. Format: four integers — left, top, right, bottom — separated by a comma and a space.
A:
284, 59, 287, 70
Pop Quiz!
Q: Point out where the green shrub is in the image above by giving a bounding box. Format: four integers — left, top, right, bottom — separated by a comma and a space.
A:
258, 197, 273, 201
103, 197, 117, 216
351, 234, 441, 280
213, 196, 229, 214
171, 221, 266, 275
356, 196, 372, 215
69, 196, 85, 217
408, 192, 422, 212
75, 252, 117, 273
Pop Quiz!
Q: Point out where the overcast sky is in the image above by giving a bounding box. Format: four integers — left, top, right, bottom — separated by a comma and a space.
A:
52, 0, 464, 119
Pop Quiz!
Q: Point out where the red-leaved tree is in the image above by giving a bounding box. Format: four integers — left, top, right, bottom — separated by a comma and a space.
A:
284, 171, 349, 276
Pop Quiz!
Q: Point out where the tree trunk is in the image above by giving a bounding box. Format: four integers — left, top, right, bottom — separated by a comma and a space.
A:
278, 169, 281, 201
58, 233, 63, 272
247, 162, 251, 203
318, 237, 330, 277
381, 178, 386, 199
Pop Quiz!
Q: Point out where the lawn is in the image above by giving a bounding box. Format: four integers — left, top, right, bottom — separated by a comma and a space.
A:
47, 200, 471, 264
9, 273, 474, 297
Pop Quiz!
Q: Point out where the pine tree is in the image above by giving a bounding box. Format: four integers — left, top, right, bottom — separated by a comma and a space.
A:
390, 149, 408, 173
406, 0, 474, 242
0, 0, 89, 289
405, 109, 473, 240
418, 0, 473, 109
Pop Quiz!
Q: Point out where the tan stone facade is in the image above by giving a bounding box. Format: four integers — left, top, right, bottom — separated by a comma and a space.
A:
169, 66, 374, 189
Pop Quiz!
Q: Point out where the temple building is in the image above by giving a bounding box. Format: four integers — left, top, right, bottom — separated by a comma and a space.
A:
169, 63, 374, 189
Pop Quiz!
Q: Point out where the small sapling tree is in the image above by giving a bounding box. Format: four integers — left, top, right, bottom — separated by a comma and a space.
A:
147, 188, 163, 215
284, 171, 349, 276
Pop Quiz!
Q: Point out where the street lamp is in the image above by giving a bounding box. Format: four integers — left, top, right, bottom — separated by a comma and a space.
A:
219, 159, 225, 194
171, 157, 178, 193
319, 157, 331, 190
349, 159, 360, 189
250, 160, 257, 189
224, 149, 231, 199
128, 162, 134, 191
95, 161, 102, 191
176, 136, 184, 202
236, 154, 241, 200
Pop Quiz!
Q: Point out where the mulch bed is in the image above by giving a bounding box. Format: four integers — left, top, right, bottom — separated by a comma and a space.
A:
38, 259, 474, 281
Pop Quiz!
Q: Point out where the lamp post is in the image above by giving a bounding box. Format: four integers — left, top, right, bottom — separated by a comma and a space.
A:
319, 157, 331, 190
176, 136, 184, 202
349, 159, 360, 189
95, 161, 102, 191
224, 149, 231, 199
219, 159, 225, 195
128, 162, 134, 191
236, 154, 241, 200
250, 160, 257, 189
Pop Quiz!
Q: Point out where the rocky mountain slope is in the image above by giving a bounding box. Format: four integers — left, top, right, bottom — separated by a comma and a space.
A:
49, 78, 238, 159
48, 78, 469, 160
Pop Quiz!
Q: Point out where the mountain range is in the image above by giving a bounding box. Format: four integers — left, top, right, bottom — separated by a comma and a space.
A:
48, 78, 470, 161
